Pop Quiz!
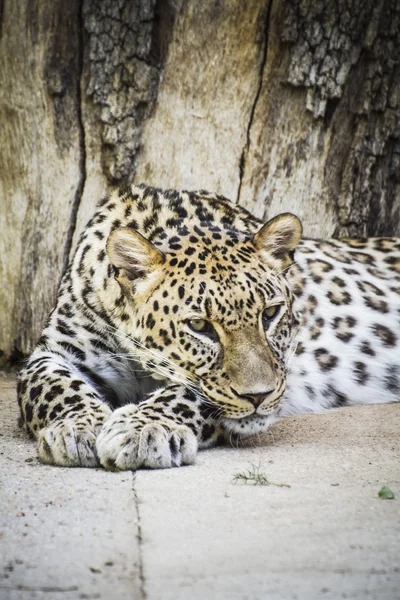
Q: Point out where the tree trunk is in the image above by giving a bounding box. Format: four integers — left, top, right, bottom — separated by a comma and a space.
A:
0, 0, 399, 364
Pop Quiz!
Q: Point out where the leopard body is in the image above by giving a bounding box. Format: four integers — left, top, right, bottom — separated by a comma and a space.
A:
17, 185, 400, 469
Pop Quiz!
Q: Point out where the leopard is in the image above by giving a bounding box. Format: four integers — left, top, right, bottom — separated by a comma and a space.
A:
17, 184, 400, 471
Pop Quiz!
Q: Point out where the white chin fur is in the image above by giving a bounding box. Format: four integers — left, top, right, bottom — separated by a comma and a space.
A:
222, 412, 279, 437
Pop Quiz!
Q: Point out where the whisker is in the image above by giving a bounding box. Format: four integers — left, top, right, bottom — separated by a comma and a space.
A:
101, 320, 199, 384
93, 312, 241, 428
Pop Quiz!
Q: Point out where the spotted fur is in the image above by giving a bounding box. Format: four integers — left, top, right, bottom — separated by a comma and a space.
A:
17, 185, 400, 469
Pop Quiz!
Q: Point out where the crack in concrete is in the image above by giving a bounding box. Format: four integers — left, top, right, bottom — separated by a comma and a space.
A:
236, 0, 273, 206
0, 585, 79, 592
133, 475, 147, 600
61, 0, 87, 276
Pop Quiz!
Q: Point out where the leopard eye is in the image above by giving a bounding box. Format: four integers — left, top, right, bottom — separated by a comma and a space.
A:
189, 319, 207, 332
186, 319, 219, 341
262, 305, 281, 329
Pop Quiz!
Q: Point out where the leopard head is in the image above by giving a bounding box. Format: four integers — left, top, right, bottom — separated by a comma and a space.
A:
107, 213, 302, 435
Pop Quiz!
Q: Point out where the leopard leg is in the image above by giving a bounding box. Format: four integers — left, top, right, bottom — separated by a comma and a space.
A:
96, 384, 222, 471
18, 351, 111, 467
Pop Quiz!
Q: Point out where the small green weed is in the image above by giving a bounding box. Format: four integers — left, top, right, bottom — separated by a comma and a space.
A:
232, 463, 290, 488
378, 486, 394, 500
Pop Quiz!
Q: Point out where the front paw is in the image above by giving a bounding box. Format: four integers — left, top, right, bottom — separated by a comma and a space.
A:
38, 419, 100, 467
96, 405, 198, 471
37, 404, 111, 467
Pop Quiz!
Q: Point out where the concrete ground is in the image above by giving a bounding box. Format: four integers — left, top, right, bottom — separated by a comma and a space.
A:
0, 376, 399, 600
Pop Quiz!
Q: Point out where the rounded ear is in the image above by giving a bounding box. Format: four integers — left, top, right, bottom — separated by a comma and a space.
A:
106, 228, 165, 281
252, 213, 302, 269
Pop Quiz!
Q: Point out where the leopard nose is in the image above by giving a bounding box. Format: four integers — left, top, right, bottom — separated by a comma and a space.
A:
234, 390, 274, 408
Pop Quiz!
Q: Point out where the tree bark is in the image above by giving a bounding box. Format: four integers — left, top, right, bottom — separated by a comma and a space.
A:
0, 0, 83, 362
0, 0, 399, 364
239, 0, 400, 238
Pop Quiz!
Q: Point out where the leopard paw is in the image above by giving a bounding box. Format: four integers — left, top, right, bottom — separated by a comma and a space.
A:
96, 405, 198, 471
37, 406, 111, 467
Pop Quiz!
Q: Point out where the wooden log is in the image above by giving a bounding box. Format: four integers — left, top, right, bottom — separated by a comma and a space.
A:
0, 0, 399, 363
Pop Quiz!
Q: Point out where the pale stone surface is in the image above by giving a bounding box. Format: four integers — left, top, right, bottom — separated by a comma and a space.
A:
0, 378, 141, 600
137, 404, 400, 600
1, 380, 399, 598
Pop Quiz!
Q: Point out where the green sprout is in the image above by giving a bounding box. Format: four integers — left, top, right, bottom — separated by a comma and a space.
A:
232, 462, 290, 488
378, 486, 394, 500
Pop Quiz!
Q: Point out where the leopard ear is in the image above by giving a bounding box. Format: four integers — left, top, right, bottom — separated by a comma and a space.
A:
106, 227, 165, 280
252, 213, 302, 268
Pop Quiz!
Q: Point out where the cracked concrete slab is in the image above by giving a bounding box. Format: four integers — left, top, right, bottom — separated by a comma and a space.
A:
1, 376, 399, 600
0, 377, 141, 600
135, 404, 400, 600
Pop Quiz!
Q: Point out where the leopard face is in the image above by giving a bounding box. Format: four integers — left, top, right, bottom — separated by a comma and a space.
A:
107, 213, 302, 431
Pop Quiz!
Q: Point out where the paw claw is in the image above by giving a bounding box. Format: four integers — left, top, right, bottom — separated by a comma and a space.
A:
38, 419, 102, 467
96, 407, 198, 471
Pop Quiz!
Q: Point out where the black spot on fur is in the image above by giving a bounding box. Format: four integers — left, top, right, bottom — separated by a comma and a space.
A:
314, 348, 338, 371
45, 385, 64, 402
70, 380, 84, 391
185, 262, 196, 276
323, 384, 348, 406
146, 314, 156, 329
304, 384, 316, 400
327, 290, 351, 305
172, 403, 195, 419
37, 404, 48, 420
201, 423, 216, 441
372, 324, 396, 347
25, 402, 33, 423
199, 402, 217, 420
353, 361, 369, 385
17, 379, 28, 397
360, 341, 376, 356
29, 385, 43, 403
384, 365, 399, 392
